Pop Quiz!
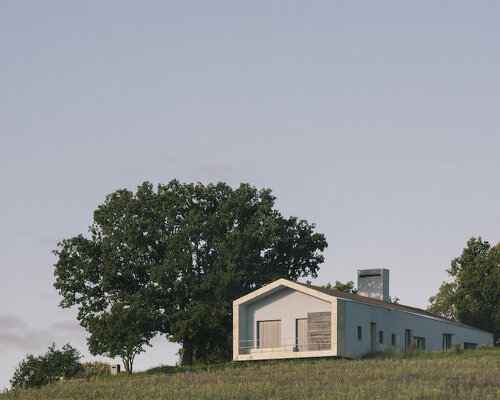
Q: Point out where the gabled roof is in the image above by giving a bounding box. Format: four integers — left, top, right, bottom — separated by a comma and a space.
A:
297, 282, 446, 322
233, 278, 334, 305
234, 278, 491, 334
295, 281, 490, 333
295, 281, 443, 320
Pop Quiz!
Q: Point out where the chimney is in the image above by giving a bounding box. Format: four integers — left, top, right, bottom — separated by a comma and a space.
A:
357, 268, 389, 302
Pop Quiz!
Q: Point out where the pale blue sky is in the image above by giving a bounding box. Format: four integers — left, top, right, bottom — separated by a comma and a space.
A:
1, 1, 499, 390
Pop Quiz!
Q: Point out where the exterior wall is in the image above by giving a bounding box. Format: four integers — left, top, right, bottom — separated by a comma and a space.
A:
233, 280, 494, 362
339, 299, 494, 358
237, 303, 247, 352
240, 287, 331, 351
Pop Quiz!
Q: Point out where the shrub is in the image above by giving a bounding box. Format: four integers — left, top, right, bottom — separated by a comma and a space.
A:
78, 362, 111, 380
361, 347, 395, 360
452, 343, 464, 354
477, 345, 496, 350
10, 343, 84, 389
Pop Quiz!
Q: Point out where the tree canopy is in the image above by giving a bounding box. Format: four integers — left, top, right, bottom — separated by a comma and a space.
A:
322, 281, 399, 303
54, 180, 327, 365
54, 185, 163, 373
323, 281, 357, 293
428, 237, 500, 344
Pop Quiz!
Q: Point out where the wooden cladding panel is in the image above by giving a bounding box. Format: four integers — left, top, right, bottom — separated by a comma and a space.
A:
308, 311, 331, 351
258, 320, 281, 349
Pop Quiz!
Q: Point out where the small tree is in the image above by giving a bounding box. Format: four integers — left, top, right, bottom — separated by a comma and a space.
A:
84, 302, 156, 374
10, 343, 84, 389
428, 237, 500, 344
54, 183, 163, 373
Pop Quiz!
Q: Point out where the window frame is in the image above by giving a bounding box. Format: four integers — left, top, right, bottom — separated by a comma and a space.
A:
413, 336, 426, 350
464, 342, 477, 350
443, 333, 452, 350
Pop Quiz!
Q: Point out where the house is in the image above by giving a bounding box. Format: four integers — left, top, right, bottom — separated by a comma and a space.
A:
232, 269, 493, 361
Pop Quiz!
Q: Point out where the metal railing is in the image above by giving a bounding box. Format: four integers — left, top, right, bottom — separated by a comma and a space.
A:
238, 338, 331, 354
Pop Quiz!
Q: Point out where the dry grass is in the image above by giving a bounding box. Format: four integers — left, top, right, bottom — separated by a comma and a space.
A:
2, 348, 499, 399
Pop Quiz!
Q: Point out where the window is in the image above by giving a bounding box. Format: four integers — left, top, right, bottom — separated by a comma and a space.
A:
357, 326, 362, 341
370, 322, 376, 352
464, 342, 477, 350
379, 331, 383, 344
405, 329, 412, 350
391, 334, 396, 346
443, 333, 452, 350
296, 319, 308, 351
413, 336, 426, 350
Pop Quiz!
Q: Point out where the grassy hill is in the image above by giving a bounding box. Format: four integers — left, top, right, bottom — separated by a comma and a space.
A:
2, 348, 499, 400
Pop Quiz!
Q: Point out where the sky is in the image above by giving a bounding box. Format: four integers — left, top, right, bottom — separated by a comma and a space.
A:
1, 0, 499, 391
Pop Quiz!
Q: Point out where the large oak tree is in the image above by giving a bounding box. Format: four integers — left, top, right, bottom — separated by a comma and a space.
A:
54, 181, 327, 366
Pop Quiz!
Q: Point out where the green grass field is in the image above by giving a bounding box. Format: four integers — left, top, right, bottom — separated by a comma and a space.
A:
2, 348, 499, 400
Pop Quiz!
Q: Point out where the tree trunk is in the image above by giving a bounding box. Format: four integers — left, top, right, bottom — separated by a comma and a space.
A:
181, 341, 193, 366
122, 357, 134, 375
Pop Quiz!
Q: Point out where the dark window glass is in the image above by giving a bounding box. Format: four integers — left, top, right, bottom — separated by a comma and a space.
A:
357, 326, 362, 341
413, 336, 426, 350
379, 331, 383, 344
405, 329, 412, 350
443, 333, 452, 350
391, 334, 396, 346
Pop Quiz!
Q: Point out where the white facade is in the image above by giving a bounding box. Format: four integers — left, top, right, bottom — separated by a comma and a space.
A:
233, 278, 493, 361
240, 287, 331, 350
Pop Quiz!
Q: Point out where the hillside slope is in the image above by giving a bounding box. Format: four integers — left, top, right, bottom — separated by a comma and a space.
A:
2, 349, 499, 400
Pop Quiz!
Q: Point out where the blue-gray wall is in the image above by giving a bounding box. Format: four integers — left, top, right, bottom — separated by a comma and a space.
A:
340, 299, 493, 358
